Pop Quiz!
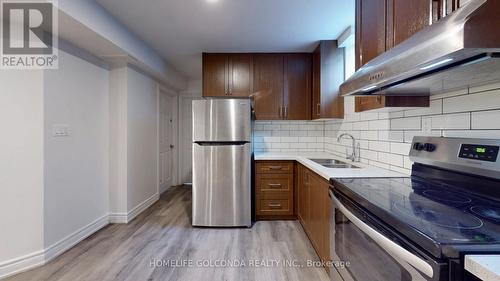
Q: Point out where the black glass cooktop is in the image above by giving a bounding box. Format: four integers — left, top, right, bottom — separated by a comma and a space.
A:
332, 173, 500, 258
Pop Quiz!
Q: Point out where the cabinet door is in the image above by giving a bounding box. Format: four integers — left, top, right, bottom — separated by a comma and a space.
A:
228, 54, 253, 97
312, 46, 322, 118
297, 165, 310, 229
355, 0, 388, 69
309, 173, 323, 254
388, 0, 430, 48
253, 54, 284, 120
202, 53, 228, 97
319, 179, 330, 262
284, 54, 312, 120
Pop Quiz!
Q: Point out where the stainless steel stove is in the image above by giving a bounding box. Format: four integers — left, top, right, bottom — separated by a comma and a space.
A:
329, 137, 500, 281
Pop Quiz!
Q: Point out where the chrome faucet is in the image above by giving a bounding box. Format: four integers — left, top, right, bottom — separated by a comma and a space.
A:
337, 133, 360, 162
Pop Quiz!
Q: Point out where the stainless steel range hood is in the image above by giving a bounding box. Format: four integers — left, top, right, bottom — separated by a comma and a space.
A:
340, 0, 500, 97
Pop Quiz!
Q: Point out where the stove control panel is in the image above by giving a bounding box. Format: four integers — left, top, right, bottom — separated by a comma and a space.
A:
410, 137, 500, 180
459, 144, 499, 162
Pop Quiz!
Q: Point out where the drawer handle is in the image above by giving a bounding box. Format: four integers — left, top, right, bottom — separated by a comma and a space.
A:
268, 203, 282, 209
268, 183, 283, 188
268, 166, 283, 170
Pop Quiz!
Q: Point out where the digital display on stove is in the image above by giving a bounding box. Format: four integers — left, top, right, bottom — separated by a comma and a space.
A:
459, 144, 499, 162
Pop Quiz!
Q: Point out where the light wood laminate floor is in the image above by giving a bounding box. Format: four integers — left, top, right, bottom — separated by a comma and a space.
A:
7, 186, 330, 281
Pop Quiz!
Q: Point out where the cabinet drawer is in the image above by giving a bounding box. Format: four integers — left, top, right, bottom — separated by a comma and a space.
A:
256, 161, 294, 174
257, 199, 292, 215
256, 174, 292, 193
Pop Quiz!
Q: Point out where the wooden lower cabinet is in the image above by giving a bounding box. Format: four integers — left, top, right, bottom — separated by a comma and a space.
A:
256, 161, 330, 263
297, 164, 330, 262
255, 161, 295, 220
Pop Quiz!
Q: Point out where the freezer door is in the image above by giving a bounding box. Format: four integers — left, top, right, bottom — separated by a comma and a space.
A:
192, 142, 252, 227
193, 99, 252, 142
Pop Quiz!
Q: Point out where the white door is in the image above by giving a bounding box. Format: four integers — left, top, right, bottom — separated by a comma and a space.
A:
159, 91, 177, 193
179, 96, 195, 184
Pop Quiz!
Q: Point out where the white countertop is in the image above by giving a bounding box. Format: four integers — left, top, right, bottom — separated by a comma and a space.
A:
465, 255, 500, 281
255, 151, 406, 181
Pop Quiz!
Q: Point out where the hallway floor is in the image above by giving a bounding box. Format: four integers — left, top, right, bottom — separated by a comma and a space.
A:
7, 186, 329, 281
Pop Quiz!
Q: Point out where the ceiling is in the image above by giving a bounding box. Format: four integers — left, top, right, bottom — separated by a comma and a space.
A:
96, 0, 355, 80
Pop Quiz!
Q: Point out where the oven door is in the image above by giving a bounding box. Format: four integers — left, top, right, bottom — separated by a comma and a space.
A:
329, 189, 443, 281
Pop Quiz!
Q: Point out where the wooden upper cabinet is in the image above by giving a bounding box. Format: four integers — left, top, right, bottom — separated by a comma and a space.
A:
389, 0, 431, 47
203, 52, 313, 120
202, 53, 253, 97
312, 41, 344, 119
203, 53, 227, 97
284, 54, 312, 120
355, 0, 433, 112
355, 0, 388, 69
228, 54, 253, 97
253, 54, 284, 120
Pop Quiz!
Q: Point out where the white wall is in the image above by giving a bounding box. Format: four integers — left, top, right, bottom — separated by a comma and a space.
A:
109, 67, 129, 216
126, 67, 159, 212
178, 79, 202, 184
43, 49, 110, 248
58, 0, 187, 90
109, 66, 160, 220
0, 70, 45, 271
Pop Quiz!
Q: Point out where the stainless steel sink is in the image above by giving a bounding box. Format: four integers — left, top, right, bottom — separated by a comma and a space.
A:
308, 158, 360, 169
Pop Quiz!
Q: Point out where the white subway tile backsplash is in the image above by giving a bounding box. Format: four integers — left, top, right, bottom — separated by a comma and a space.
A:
369, 119, 391, 130
390, 142, 411, 155
403, 156, 413, 169
360, 131, 379, 140
360, 112, 379, 121
469, 81, 500, 94
404, 130, 442, 143
472, 110, 500, 129
442, 130, 500, 139
263, 124, 281, 130
299, 137, 318, 143
378, 152, 404, 167
404, 99, 442, 117
361, 149, 378, 161
390, 117, 421, 130
379, 130, 404, 142
368, 141, 390, 152
272, 143, 290, 149
307, 130, 324, 137
255, 83, 500, 165
430, 88, 468, 100
422, 113, 470, 130
443, 88, 500, 113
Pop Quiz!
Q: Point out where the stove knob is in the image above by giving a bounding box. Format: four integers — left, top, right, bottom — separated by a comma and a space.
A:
413, 142, 425, 151
424, 143, 436, 152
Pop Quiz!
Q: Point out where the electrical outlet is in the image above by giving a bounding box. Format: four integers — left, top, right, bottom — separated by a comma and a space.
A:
52, 124, 71, 137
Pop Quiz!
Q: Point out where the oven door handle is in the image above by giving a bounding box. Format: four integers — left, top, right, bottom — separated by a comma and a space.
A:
331, 193, 434, 278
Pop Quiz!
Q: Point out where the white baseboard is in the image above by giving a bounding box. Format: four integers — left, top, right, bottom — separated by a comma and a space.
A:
127, 193, 159, 222
44, 214, 109, 262
109, 193, 159, 224
0, 194, 159, 279
0, 214, 109, 280
108, 212, 128, 224
0, 251, 45, 280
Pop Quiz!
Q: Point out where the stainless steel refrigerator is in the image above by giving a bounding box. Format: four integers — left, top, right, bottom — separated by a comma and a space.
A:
192, 98, 252, 227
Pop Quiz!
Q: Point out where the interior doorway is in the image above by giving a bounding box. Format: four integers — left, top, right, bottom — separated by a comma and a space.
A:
159, 89, 178, 193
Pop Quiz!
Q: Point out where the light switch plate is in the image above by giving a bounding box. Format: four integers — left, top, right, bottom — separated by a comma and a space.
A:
52, 124, 71, 137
